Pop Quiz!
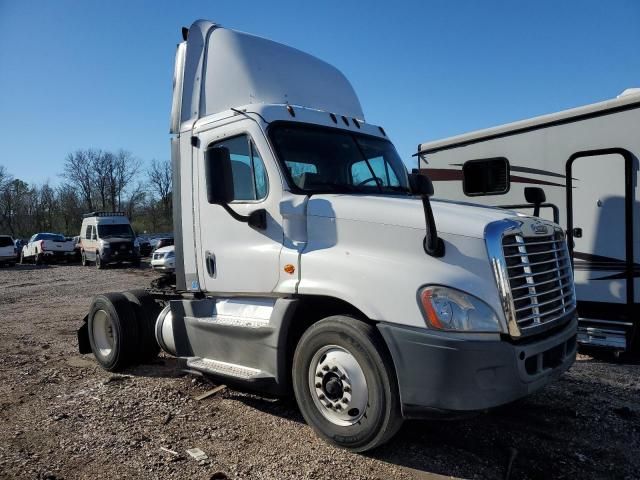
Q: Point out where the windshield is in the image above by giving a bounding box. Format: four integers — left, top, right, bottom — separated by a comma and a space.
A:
0, 236, 14, 247
97, 224, 135, 239
269, 123, 410, 194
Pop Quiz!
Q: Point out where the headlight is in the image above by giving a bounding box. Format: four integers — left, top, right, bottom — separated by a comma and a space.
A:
134, 238, 140, 248
418, 285, 503, 332
99, 239, 110, 249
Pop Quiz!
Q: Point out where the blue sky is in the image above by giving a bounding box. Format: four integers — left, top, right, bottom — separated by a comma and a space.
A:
1, 0, 638, 184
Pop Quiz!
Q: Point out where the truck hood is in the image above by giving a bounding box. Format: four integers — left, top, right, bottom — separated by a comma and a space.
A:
307, 194, 516, 239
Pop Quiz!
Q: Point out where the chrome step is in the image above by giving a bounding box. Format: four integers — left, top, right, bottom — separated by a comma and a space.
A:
186, 357, 266, 380
577, 326, 627, 350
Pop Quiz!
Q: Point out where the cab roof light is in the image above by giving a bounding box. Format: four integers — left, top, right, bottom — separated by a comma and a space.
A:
378, 126, 386, 136
352, 118, 361, 129
341, 115, 349, 126
329, 113, 337, 124
286, 105, 296, 117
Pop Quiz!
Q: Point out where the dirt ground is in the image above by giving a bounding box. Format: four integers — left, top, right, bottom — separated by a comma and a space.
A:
0, 262, 638, 480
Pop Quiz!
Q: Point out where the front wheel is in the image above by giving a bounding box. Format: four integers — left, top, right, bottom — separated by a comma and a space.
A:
35, 253, 43, 265
292, 316, 403, 452
95, 252, 104, 269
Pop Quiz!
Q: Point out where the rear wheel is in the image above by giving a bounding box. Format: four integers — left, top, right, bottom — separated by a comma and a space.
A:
19, 253, 25, 265
292, 316, 403, 452
88, 292, 140, 371
35, 253, 43, 265
123, 290, 162, 362
81, 250, 88, 266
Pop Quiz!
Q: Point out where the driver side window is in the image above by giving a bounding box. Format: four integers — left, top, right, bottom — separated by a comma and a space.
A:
209, 135, 268, 201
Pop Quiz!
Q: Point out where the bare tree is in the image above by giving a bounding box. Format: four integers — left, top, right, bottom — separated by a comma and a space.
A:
0, 165, 14, 233
148, 159, 172, 217
62, 150, 95, 210
113, 150, 140, 211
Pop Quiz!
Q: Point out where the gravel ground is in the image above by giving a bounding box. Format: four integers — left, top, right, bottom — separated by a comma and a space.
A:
0, 263, 639, 480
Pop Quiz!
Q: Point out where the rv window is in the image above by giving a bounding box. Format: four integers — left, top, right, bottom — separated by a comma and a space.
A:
463, 158, 510, 196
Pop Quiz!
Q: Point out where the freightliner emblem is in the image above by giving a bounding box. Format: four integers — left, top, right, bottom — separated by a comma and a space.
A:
532, 223, 549, 235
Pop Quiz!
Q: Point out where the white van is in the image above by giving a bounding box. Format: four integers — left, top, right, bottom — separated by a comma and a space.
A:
79, 212, 141, 269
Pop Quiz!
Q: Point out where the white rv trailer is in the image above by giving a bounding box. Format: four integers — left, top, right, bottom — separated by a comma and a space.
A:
418, 91, 640, 354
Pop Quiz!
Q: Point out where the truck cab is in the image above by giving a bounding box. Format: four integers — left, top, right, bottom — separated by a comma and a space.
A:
79, 21, 578, 452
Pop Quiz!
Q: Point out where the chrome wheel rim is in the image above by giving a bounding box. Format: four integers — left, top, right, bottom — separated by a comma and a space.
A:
93, 309, 114, 357
308, 345, 368, 426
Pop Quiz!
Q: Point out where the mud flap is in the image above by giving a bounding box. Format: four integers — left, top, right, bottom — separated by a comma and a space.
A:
77, 315, 91, 354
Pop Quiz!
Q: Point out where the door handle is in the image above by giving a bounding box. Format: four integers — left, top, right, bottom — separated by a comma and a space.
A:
205, 250, 216, 277
572, 228, 583, 238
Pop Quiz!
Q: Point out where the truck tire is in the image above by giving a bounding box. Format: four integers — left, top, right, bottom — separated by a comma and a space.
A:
81, 250, 88, 266
19, 253, 25, 265
87, 292, 141, 371
123, 290, 162, 362
95, 252, 104, 269
35, 253, 43, 265
292, 316, 403, 452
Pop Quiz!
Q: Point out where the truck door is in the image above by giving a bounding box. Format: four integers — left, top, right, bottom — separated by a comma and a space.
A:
567, 149, 635, 323
195, 121, 284, 294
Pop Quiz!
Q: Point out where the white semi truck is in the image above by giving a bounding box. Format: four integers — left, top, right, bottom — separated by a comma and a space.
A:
78, 20, 578, 451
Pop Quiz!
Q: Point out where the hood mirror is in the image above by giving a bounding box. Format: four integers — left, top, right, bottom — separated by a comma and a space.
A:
409, 171, 444, 258
524, 187, 546, 217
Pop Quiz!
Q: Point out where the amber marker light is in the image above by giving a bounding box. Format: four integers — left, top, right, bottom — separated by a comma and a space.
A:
420, 289, 444, 329
284, 264, 295, 274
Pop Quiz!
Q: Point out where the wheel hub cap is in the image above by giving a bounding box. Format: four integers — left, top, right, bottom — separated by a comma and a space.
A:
308, 345, 368, 426
93, 309, 114, 357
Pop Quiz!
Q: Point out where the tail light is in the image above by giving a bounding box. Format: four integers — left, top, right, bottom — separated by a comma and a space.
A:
40, 240, 45, 251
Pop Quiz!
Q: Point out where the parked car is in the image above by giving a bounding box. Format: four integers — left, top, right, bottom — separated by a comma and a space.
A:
21, 233, 75, 264
71, 236, 82, 261
79, 212, 141, 269
0, 235, 17, 267
152, 237, 174, 252
13, 239, 25, 261
150, 245, 175, 272
137, 237, 152, 257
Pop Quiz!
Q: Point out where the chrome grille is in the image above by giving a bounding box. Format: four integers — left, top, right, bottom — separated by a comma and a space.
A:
502, 230, 576, 334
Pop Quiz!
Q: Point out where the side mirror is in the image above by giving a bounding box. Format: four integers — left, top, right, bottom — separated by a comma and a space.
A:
408, 171, 434, 197
205, 146, 235, 204
524, 187, 546, 205
524, 187, 545, 218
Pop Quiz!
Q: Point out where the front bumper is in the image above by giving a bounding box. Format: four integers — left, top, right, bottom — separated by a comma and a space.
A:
101, 249, 139, 263
378, 315, 577, 417
151, 263, 175, 272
